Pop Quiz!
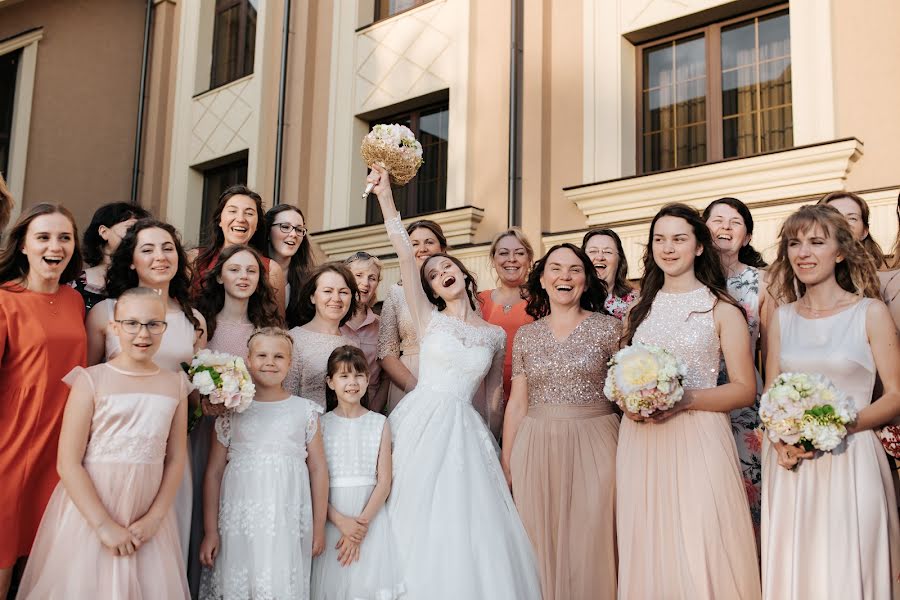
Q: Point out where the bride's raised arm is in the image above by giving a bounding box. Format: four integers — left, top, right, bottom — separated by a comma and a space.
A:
368, 165, 433, 337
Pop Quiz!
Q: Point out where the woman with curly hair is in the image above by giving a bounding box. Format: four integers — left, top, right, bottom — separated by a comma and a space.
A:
84, 218, 206, 564
501, 243, 621, 600
74, 202, 151, 310
761, 203, 900, 599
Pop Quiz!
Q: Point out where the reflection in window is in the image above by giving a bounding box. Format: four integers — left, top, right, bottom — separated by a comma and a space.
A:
0, 50, 19, 177
211, 0, 257, 89
366, 103, 449, 223
721, 10, 792, 158
375, 0, 430, 21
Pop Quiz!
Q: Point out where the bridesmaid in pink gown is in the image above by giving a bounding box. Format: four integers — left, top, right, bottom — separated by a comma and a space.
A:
762, 204, 900, 599
616, 204, 760, 599
19, 288, 189, 598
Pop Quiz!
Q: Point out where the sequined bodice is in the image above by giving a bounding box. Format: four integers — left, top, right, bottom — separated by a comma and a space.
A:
634, 287, 721, 390
512, 312, 622, 407
321, 411, 386, 488
215, 396, 322, 462
71, 364, 183, 464
415, 311, 506, 403
285, 328, 358, 407
779, 300, 875, 411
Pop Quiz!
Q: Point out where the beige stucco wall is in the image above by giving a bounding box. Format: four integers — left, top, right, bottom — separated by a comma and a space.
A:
0, 0, 146, 230
832, 0, 900, 193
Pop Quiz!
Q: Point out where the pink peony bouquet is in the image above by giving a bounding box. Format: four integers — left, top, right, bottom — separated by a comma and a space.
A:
759, 372, 856, 452
186, 349, 255, 413
603, 343, 686, 417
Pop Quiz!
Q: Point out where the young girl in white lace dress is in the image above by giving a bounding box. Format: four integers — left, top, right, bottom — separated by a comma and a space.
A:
199, 328, 329, 600
311, 346, 404, 600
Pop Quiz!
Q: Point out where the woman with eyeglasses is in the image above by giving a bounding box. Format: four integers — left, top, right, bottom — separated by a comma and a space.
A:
74, 202, 151, 311
581, 229, 637, 320
0, 204, 87, 598
341, 251, 389, 412
85, 219, 206, 566
190, 185, 286, 314
477, 228, 535, 405
265, 204, 316, 326
377, 219, 449, 413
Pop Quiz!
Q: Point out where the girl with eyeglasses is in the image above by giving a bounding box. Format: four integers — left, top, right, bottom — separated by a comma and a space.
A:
0, 204, 87, 598
85, 219, 206, 567
18, 287, 190, 598
266, 204, 316, 326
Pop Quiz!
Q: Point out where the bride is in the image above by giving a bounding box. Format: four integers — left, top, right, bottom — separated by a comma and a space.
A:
368, 166, 541, 599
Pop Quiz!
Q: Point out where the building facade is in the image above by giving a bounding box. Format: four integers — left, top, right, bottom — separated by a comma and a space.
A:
2, 0, 898, 292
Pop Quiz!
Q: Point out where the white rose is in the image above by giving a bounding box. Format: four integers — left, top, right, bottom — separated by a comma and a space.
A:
193, 370, 216, 395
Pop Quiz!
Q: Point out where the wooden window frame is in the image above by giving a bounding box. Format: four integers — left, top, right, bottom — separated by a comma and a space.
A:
210, 0, 256, 90
365, 101, 449, 224
635, 3, 790, 175
373, 0, 432, 23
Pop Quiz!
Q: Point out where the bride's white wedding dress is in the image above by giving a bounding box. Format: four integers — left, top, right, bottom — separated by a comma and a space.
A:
383, 214, 541, 600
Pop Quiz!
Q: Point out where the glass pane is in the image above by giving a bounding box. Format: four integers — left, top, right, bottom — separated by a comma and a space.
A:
723, 113, 758, 159
721, 20, 756, 71
676, 124, 707, 166
722, 66, 758, 117
212, 5, 241, 87
675, 79, 706, 126
0, 50, 19, 176
759, 59, 791, 108
644, 43, 673, 90
643, 131, 674, 173
243, 3, 257, 78
419, 107, 448, 141
760, 106, 793, 153
675, 36, 706, 81
759, 11, 791, 61
643, 89, 674, 132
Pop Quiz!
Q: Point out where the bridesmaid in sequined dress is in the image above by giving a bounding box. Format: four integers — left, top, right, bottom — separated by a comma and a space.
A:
377, 220, 447, 413
286, 263, 360, 407
703, 197, 772, 535
191, 244, 282, 596
502, 244, 622, 600
616, 204, 760, 600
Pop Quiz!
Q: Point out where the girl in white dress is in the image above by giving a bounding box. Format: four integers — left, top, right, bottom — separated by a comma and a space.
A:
311, 345, 404, 600
367, 166, 541, 600
200, 328, 329, 599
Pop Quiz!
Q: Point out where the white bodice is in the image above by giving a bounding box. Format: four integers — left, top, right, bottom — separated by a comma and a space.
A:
321, 410, 386, 488
215, 396, 322, 464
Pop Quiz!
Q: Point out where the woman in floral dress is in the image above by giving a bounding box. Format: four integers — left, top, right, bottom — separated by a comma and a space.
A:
581, 228, 637, 320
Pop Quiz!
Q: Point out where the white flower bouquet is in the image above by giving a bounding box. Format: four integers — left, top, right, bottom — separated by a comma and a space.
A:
759, 372, 856, 452
186, 349, 255, 413
360, 123, 424, 197
603, 343, 687, 417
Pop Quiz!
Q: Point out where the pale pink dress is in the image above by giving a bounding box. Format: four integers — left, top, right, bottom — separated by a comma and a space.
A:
18, 364, 189, 599
761, 300, 900, 599
616, 287, 760, 599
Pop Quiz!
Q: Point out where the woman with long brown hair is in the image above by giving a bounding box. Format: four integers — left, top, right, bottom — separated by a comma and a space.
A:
0, 204, 87, 597
265, 204, 316, 325
616, 203, 759, 599
818, 191, 887, 268
581, 228, 637, 320
762, 204, 900, 598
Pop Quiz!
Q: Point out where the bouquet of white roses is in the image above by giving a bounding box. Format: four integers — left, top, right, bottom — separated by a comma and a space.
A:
360, 124, 424, 196
603, 343, 687, 417
759, 372, 856, 452
186, 349, 255, 413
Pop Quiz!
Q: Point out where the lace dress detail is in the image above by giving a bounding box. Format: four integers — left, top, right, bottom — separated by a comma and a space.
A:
311, 412, 405, 600
200, 396, 323, 600
284, 328, 358, 408
377, 284, 419, 359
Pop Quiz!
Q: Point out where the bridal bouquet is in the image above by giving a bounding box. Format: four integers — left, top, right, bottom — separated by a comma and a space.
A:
185, 349, 256, 413
759, 372, 856, 452
360, 124, 424, 189
603, 343, 687, 417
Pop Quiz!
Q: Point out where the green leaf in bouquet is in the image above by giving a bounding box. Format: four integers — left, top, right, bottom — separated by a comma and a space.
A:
187, 403, 204, 434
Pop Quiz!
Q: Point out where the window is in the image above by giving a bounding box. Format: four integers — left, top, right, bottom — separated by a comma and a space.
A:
0, 50, 19, 177
201, 156, 248, 243
374, 0, 431, 22
210, 0, 257, 89
366, 103, 448, 224
638, 6, 791, 174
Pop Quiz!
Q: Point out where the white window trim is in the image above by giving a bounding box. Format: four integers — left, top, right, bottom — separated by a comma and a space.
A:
1, 28, 43, 225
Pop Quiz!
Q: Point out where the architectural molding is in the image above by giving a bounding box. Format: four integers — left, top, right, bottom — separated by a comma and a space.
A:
374, 241, 493, 301
566, 138, 863, 227
312, 205, 485, 260
1, 28, 43, 225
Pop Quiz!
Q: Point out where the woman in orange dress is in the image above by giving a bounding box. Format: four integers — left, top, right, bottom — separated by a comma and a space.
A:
0, 204, 87, 597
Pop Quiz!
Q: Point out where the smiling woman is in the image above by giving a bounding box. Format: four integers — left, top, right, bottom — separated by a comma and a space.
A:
0, 204, 87, 597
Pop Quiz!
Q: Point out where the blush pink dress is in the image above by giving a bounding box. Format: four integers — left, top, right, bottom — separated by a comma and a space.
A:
18, 364, 189, 599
